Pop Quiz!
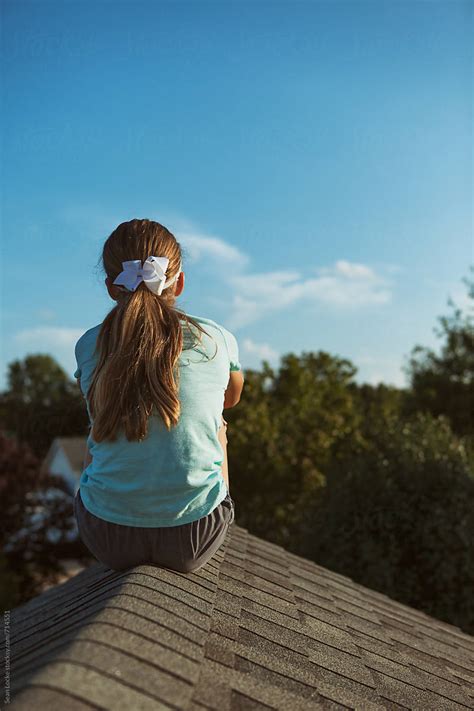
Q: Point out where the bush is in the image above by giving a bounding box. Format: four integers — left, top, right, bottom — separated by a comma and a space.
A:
297, 412, 474, 634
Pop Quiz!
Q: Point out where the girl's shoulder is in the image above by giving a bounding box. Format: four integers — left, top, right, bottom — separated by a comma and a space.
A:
185, 313, 241, 371
74, 314, 239, 364
183, 312, 217, 327
74, 323, 102, 354
184, 313, 234, 339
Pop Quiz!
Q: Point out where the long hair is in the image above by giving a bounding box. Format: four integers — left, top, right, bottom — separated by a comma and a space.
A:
87, 218, 216, 442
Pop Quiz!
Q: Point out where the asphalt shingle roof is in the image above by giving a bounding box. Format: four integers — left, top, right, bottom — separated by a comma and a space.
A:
3, 523, 474, 710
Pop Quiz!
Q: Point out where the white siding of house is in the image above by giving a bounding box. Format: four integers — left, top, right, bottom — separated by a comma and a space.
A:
48, 448, 81, 496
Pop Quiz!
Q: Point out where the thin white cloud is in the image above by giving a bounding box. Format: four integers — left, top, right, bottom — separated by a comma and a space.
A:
57, 206, 250, 269
226, 260, 393, 329
32, 207, 398, 379
304, 274, 391, 307
178, 231, 249, 268
317, 260, 375, 279
55, 208, 393, 329
14, 327, 83, 347
242, 338, 279, 363
229, 270, 302, 292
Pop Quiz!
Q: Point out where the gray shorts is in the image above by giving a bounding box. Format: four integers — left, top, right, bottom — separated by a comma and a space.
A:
73, 488, 235, 574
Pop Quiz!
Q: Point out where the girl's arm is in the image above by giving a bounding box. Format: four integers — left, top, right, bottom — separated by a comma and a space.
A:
224, 371, 244, 409
77, 377, 93, 470
218, 417, 229, 491
83, 446, 93, 471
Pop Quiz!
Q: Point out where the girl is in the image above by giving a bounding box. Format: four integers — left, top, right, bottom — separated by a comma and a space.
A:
73, 218, 244, 573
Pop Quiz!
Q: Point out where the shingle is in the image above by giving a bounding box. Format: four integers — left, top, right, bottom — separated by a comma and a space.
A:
4, 523, 474, 711
293, 585, 339, 611
220, 564, 297, 604
357, 646, 429, 686
236, 627, 313, 672
238, 610, 309, 656
237, 560, 294, 593
347, 626, 407, 661
313, 684, 384, 709
193, 660, 326, 710
234, 655, 323, 702
243, 597, 312, 631
295, 596, 346, 628
389, 625, 474, 674
16, 638, 196, 706
223, 552, 247, 572
332, 595, 385, 626
10, 563, 102, 620
188, 702, 215, 711
206, 624, 335, 692
204, 635, 236, 668
443, 664, 474, 687
299, 613, 362, 656
307, 638, 377, 688
245, 549, 297, 578
9, 686, 99, 710
325, 610, 394, 645
300, 663, 382, 709
407, 664, 474, 707
229, 690, 276, 710
213, 588, 243, 619
11, 661, 181, 710
219, 573, 299, 618
390, 638, 474, 684
9, 588, 209, 664
460, 685, 474, 708
290, 573, 335, 602
189, 668, 232, 710
210, 610, 241, 641
371, 668, 472, 710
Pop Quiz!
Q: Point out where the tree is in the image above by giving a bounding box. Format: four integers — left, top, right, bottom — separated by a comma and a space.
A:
402, 267, 474, 438
297, 411, 474, 635
0, 354, 89, 459
226, 351, 361, 547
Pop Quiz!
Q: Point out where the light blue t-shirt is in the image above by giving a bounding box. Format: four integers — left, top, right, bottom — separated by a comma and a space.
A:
73, 312, 242, 527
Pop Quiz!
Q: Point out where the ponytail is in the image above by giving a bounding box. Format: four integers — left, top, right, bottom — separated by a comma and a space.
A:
86, 219, 216, 442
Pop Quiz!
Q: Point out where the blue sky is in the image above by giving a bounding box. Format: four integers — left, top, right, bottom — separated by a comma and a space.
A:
1, 0, 472, 392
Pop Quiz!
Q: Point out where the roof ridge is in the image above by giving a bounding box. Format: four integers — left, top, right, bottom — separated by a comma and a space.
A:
4, 523, 474, 710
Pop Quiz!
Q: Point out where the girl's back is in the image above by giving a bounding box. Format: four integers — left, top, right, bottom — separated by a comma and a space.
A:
72, 219, 244, 544
74, 312, 242, 527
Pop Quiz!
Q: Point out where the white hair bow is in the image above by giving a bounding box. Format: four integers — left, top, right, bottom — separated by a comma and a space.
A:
112, 256, 181, 296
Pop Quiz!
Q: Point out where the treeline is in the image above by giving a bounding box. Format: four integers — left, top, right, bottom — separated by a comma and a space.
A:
1, 269, 473, 633
224, 270, 473, 634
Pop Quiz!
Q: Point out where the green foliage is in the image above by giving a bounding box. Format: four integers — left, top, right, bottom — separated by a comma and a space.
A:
0, 553, 21, 611
402, 267, 474, 437
226, 352, 360, 547
0, 354, 89, 458
2, 271, 473, 633
226, 289, 474, 633
348, 381, 405, 433
296, 412, 474, 634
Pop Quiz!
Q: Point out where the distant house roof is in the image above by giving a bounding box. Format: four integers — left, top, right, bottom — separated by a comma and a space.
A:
4, 524, 474, 709
40, 436, 87, 476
